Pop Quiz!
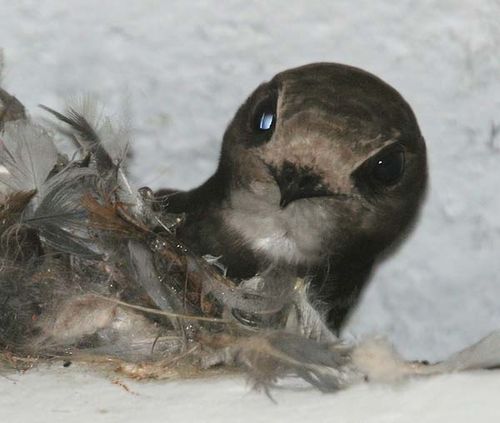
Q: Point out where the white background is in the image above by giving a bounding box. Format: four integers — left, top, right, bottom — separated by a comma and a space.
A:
1, 0, 499, 421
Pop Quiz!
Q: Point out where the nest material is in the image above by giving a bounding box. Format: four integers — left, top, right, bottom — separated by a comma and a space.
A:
0, 87, 499, 393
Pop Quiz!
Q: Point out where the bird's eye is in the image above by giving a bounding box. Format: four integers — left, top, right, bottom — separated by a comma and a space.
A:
248, 93, 278, 146
253, 100, 276, 133
371, 149, 405, 186
352, 144, 406, 194
258, 112, 275, 131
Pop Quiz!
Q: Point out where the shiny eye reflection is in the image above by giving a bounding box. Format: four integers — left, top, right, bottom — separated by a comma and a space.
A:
249, 92, 278, 146
259, 112, 275, 130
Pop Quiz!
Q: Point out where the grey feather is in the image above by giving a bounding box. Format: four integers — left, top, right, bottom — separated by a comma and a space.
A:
40, 101, 149, 223
431, 330, 500, 372
21, 165, 101, 258
39, 104, 113, 173
0, 121, 58, 198
128, 240, 182, 314
38, 224, 101, 259
24, 167, 96, 228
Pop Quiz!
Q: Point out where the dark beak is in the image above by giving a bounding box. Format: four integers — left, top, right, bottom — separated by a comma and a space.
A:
269, 161, 332, 208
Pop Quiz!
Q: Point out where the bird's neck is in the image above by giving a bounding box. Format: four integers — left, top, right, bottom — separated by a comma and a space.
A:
163, 169, 228, 214
309, 252, 375, 333
166, 172, 377, 333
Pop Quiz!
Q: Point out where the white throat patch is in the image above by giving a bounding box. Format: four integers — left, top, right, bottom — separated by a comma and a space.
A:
223, 186, 332, 265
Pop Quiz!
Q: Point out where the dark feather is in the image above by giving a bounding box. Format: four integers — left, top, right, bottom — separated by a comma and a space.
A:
39, 104, 114, 173
0, 87, 26, 129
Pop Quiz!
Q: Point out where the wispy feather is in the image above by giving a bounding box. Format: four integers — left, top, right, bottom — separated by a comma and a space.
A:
128, 240, 187, 330
18, 163, 101, 258
39, 104, 114, 173
0, 122, 58, 198
24, 166, 96, 229
41, 101, 146, 221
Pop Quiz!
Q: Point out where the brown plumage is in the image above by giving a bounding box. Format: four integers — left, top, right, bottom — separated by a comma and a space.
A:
157, 63, 428, 331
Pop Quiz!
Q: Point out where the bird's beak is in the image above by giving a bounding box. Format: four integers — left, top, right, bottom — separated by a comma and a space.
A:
269, 161, 332, 209
278, 178, 309, 208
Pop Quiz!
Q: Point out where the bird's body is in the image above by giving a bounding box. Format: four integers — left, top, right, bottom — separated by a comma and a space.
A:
157, 63, 427, 332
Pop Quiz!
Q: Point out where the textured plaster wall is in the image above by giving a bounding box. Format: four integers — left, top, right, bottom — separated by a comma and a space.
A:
0, 0, 499, 361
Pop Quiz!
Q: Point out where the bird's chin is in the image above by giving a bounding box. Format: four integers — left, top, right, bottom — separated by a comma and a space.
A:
225, 190, 334, 268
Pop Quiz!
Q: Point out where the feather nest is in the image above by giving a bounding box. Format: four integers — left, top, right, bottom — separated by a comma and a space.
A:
0, 87, 499, 393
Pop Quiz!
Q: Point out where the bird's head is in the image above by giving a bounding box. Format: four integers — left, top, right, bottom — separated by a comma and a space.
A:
217, 63, 427, 266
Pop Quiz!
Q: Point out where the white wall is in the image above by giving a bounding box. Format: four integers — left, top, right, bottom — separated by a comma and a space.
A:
1, 0, 499, 360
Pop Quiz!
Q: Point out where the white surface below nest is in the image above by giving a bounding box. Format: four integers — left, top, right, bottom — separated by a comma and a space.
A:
1, 367, 500, 423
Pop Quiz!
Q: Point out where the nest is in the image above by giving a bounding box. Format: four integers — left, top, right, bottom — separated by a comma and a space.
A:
0, 86, 499, 393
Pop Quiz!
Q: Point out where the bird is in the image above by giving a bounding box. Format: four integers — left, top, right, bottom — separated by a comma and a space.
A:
6, 67, 500, 392
156, 62, 428, 333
